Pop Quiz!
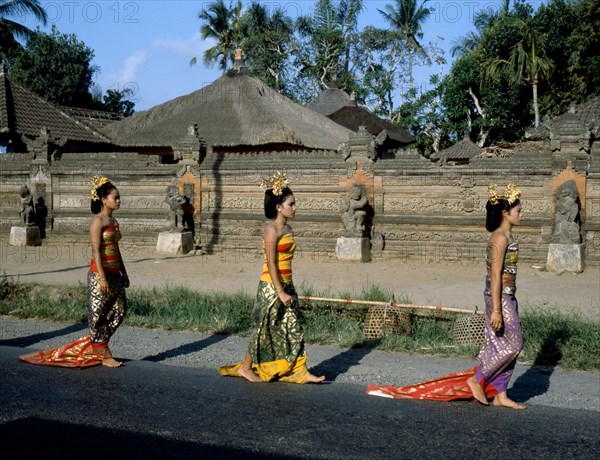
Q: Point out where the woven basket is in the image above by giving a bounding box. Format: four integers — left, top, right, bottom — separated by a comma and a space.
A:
363, 305, 412, 339
453, 313, 485, 346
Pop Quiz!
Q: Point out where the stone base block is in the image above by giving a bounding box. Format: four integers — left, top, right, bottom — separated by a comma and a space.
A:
9, 226, 41, 246
156, 231, 194, 255
335, 237, 371, 262
546, 243, 585, 273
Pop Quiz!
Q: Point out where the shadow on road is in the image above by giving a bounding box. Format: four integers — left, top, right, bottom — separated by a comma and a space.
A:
141, 334, 228, 363
510, 328, 569, 403
0, 322, 87, 348
310, 340, 380, 382
0, 417, 303, 460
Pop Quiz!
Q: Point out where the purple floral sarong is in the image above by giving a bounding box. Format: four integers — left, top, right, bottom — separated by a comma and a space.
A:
475, 289, 523, 392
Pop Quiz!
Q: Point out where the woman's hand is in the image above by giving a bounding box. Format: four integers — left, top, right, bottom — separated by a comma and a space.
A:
490, 310, 503, 331
99, 278, 110, 295
278, 291, 293, 307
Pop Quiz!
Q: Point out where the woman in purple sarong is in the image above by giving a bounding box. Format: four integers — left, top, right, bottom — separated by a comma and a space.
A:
466, 183, 526, 409
367, 183, 526, 408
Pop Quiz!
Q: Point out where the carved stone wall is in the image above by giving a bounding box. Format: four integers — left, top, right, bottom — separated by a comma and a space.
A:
1, 143, 598, 265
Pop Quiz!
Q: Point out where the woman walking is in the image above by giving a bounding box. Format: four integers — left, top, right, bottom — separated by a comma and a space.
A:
20, 176, 129, 368
219, 171, 324, 383
367, 184, 526, 409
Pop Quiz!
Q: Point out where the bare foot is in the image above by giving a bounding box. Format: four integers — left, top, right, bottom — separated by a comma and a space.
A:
237, 366, 263, 382
493, 394, 527, 410
467, 376, 489, 405
303, 373, 325, 384
102, 357, 123, 368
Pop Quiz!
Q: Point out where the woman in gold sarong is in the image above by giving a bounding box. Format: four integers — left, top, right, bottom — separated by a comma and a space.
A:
219, 172, 324, 383
19, 176, 129, 368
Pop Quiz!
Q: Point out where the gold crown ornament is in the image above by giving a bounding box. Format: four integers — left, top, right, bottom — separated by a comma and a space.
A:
260, 171, 289, 196
488, 183, 521, 205
90, 176, 110, 201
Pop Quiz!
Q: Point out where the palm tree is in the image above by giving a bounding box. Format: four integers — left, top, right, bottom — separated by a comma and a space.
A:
0, 0, 47, 60
450, 0, 510, 57
192, 0, 243, 72
377, 0, 433, 88
484, 16, 553, 127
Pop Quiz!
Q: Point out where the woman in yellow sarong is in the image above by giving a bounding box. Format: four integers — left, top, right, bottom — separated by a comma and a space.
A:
219, 172, 325, 384
19, 176, 129, 368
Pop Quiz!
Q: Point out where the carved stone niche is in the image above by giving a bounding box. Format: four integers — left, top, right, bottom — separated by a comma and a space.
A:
172, 124, 207, 164
338, 126, 386, 178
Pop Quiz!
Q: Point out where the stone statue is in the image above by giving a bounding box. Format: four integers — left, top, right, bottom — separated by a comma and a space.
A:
19, 185, 36, 226
165, 186, 187, 232
552, 180, 581, 243
342, 185, 368, 237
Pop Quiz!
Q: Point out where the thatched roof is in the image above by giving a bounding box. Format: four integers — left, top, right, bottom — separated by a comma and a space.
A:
102, 67, 352, 150
0, 70, 111, 144
308, 87, 415, 146
60, 106, 123, 132
328, 103, 415, 145
307, 87, 353, 116
436, 136, 481, 161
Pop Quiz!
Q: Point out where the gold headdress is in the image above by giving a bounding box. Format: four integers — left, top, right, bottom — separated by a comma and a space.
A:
260, 171, 289, 196
90, 176, 110, 201
488, 183, 521, 205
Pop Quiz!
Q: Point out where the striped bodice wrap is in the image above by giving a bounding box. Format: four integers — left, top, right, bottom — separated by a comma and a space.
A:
260, 233, 295, 284
90, 224, 122, 274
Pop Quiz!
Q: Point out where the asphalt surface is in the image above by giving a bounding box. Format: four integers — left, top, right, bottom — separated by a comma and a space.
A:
1, 316, 599, 459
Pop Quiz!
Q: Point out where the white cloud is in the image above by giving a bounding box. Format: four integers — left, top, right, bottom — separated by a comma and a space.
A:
103, 50, 147, 89
152, 32, 216, 58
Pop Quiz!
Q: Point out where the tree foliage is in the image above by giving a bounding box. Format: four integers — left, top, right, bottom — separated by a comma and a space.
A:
193, 0, 243, 72
9, 25, 97, 108
192, 0, 599, 151
102, 88, 135, 117
239, 2, 295, 95
0, 0, 47, 60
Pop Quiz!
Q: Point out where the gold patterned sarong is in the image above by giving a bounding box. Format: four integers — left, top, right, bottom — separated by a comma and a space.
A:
19, 336, 102, 368
219, 280, 310, 383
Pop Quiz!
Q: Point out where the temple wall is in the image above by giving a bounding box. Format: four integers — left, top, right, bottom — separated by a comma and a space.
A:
1, 144, 598, 265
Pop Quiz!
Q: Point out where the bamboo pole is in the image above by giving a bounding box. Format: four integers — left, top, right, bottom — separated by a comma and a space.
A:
297, 295, 483, 316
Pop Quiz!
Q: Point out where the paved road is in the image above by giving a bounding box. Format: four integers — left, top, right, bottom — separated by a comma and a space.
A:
1, 346, 599, 460
1, 317, 599, 459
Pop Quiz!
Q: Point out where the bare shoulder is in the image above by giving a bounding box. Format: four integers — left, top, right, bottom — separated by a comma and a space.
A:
90, 214, 109, 231
263, 221, 279, 241
488, 230, 509, 251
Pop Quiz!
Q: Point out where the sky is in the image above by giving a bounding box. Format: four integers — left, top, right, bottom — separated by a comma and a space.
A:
14, 1, 545, 112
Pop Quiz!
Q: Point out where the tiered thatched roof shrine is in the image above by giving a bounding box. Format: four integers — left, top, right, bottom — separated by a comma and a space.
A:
102, 55, 352, 153
307, 87, 415, 152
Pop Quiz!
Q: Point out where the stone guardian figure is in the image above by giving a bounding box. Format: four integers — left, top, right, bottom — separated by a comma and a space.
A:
342, 184, 368, 237
19, 185, 36, 226
552, 180, 581, 244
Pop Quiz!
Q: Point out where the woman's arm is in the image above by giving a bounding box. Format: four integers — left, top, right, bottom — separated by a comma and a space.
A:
117, 249, 129, 288
263, 224, 292, 306
90, 216, 110, 294
488, 232, 508, 331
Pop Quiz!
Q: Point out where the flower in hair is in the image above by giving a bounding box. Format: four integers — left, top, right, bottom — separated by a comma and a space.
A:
91, 176, 110, 201
260, 171, 289, 196
488, 183, 521, 205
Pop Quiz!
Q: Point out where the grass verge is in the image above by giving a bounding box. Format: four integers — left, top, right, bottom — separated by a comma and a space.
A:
1, 275, 598, 371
